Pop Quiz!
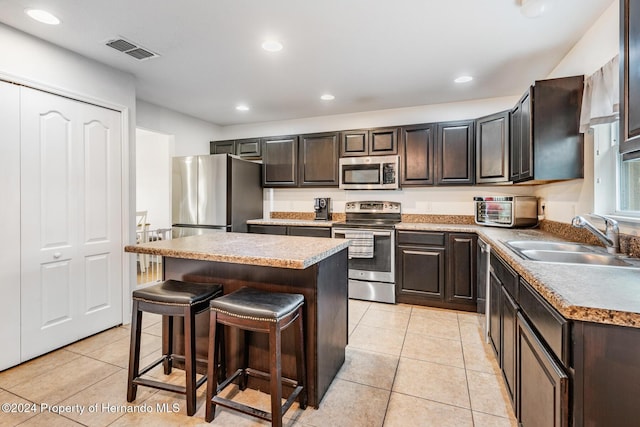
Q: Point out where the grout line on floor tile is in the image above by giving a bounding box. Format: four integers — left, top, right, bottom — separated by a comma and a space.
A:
390, 389, 477, 413
458, 315, 477, 427
380, 306, 412, 426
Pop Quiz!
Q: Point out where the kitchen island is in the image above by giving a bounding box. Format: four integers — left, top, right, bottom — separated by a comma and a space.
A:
125, 232, 349, 407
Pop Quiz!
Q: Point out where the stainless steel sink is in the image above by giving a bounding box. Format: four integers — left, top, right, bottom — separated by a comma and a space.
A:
518, 249, 634, 267
505, 240, 593, 253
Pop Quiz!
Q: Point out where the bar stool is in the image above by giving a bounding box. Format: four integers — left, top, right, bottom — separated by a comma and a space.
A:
127, 280, 223, 416
205, 287, 307, 427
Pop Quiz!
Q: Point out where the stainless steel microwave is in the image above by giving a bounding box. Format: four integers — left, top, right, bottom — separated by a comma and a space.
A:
339, 155, 399, 190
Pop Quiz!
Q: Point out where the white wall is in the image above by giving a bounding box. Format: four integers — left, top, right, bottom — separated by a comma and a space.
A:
219, 96, 518, 140
136, 129, 173, 229
137, 100, 222, 156
536, 0, 619, 223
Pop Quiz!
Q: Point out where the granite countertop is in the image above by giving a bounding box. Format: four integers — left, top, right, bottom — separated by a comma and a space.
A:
247, 218, 337, 227
397, 222, 640, 328
125, 232, 349, 269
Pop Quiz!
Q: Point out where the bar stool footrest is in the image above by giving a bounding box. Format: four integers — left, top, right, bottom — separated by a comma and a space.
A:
212, 396, 272, 422
133, 378, 187, 395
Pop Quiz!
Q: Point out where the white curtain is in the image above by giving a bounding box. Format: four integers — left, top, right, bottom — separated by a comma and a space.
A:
580, 55, 619, 133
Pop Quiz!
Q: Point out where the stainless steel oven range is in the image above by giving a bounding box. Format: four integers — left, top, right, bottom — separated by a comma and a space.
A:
332, 201, 401, 303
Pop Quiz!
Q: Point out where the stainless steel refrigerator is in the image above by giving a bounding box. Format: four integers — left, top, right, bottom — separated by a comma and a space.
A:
172, 154, 263, 238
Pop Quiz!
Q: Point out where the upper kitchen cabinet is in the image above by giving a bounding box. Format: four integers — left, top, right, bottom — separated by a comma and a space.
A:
476, 111, 510, 184
400, 123, 435, 186
298, 132, 339, 187
235, 138, 262, 158
262, 135, 299, 187
210, 140, 235, 155
340, 127, 399, 157
210, 138, 261, 158
621, 0, 640, 154
510, 75, 584, 183
436, 120, 475, 185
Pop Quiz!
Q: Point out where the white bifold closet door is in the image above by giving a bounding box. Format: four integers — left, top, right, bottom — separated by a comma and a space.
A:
20, 86, 123, 360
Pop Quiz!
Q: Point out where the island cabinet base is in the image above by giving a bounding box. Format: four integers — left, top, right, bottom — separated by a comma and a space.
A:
161, 248, 348, 408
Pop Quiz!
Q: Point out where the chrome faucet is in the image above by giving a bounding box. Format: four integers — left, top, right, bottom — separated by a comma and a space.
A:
571, 214, 620, 254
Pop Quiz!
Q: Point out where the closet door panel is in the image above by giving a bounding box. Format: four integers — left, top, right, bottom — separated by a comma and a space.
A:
78, 104, 122, 333
20, 87, 80, 359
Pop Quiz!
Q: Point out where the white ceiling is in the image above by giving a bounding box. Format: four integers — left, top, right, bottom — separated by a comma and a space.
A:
0, 0, 613, 126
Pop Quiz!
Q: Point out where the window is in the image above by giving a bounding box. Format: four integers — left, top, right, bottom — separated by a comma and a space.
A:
593, 121, 640, 218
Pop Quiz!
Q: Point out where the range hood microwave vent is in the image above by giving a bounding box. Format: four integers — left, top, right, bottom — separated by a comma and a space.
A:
105, 37, 159, 61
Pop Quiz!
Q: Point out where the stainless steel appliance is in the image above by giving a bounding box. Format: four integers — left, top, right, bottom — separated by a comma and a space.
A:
314, 197, 331, 220
339, 155, 399, 190
474, 196, 538, 228
172, 154, 262, 238
477, 237, 490, 342
332, 201, 401, 303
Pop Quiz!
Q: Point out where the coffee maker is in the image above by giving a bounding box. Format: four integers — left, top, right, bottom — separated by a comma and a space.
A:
314, 197, 331, 220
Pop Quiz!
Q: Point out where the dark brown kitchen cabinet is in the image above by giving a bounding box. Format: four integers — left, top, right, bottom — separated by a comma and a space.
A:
210, 138, 261, 158
396, 231, 476, 311
400, 123, 435, 185
510, 76, 584, 183
248, 224, 331, 238
517, 312, 569, 427
446, 233, 477, 307
476, 111, 510, 184
235, 138, 261, 158
621, 0, 640, 154
488, 252, 519, 408
501, 287, 518, 408
298, 132, 339, 187
397, 246, 445, 303
436, 120, 475, 185
262, 135, 298, 187
210, 140, 235, 155
511, 91, 532, 181
247, 224, 287, 235
340, 127, 398, 157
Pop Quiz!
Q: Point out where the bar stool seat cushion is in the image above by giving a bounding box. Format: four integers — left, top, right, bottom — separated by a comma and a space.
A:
132, 280, 223, 306
210, 287, 304, 322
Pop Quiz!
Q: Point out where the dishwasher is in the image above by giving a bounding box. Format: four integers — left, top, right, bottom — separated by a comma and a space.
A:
477, 237, 490, 342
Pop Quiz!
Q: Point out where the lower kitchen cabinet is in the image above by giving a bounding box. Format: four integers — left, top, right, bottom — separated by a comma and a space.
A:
517, 311, 569, 427
396, 231, 476, 311
446, 233, 477, 305
248, 224, 331, 238
490, 251, 569, 425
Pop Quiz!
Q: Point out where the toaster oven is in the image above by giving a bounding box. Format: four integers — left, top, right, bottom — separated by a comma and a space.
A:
474, 196, 538, 228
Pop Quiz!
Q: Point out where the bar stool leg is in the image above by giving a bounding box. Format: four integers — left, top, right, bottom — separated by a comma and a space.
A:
269, 321, 283, 427
162, 315, 174, 375
294, 307, 307, 409
127, 300, 142, 402
205, 310, 218, 423
239, 329, 249, 391
184, 306, 197, 416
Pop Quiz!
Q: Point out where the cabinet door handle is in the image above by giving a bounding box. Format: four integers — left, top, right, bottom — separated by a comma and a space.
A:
53, 252, 62, 259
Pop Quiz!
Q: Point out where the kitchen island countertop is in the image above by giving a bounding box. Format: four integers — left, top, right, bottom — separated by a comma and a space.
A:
125, 232, 348, 269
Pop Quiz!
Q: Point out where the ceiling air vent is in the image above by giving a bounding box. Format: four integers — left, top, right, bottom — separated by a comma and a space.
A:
105, 37, 159, 61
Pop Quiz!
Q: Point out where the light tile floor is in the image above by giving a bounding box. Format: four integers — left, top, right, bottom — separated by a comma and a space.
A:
0, 300, 516, 426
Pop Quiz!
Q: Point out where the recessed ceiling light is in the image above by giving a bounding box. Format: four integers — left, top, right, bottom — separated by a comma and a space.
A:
521, 0, 546, 18
236, 105, 250, 112
454, 76, 473, 83
261, 40, 283, 52
320, 94, 335, 101
25, 8, 61, 25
